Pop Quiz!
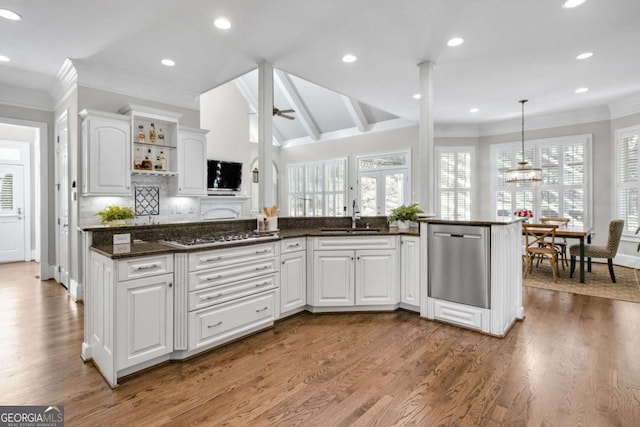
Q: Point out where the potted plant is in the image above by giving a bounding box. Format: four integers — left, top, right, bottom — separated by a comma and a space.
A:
97, 205, 135, 226
387, 203, 423, 229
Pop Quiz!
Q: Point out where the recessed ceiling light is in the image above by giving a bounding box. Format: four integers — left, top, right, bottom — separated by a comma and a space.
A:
447, 37, 464, 47
0, 55, 10, 62
0, 9, 21, 20
413, 94, 421, 100
342, 54, 357, 63
575, 87, 589, 94
576, 52, 593, 60
214, 17, 231, 30
161, 59, 175, 67
469, 108, 479, 113
563, 0, 586, 8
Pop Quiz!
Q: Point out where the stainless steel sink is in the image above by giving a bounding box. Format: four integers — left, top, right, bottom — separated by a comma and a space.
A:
320, 227, 381, 233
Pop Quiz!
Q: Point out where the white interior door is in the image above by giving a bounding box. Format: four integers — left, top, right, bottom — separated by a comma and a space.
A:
0, 164, 26, 263
56, 114, 70, 288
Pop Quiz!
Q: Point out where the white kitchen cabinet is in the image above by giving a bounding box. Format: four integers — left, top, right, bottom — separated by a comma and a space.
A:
116, 273, 174, 370
280, 250, 307, 315
86, 251, 174, 387
177, 127, 208, 196
400, 235, 420, 311
80, 110, 131, 195
313, 250, 355, 306
355, 249, 398, 305
311, 236, 399, 309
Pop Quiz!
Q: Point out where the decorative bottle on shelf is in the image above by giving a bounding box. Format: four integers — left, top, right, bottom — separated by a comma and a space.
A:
159, 151, 167, 171
137, 125, 145, 143
133, 147, 143, 170
149, 123, 156, 144
157, 128, 165, 145
141, 149, 153, 170
154, 153, 163, 171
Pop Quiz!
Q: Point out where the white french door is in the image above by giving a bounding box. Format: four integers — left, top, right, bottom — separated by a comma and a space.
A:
0, 163, 26, 263
358, 169, 409, 216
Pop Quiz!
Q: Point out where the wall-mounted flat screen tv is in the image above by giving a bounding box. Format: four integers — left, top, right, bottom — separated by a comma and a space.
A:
207, 160, 242, 192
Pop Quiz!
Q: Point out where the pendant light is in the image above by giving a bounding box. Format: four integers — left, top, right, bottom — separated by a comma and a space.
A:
505, 99, 542, 184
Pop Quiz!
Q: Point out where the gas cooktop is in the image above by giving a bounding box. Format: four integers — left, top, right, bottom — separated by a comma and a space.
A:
162, 230, 279, 249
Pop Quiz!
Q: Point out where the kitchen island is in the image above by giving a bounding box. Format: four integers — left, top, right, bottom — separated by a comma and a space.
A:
419, 218, 524, 336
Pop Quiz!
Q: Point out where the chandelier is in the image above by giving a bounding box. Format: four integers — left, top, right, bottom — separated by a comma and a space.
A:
505, 99, 542, 184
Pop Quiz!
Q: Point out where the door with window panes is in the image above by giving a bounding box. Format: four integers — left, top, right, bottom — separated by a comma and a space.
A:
357, 152, 410, 216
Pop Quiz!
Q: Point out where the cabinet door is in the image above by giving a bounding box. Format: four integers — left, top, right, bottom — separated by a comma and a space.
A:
400, 236, 420, 309
177, 130, 207, 196
116, 273, 174, 370
84, 117, 131, 195
312, 250, 354, 306
280, 251, 306, 315
355, 249, 398, 305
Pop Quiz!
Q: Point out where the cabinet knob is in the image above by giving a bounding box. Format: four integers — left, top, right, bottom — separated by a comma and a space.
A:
351, 257, 354, 261
168, 282, 173, 287
282, 261, 285, 265
357, 256, 360, 260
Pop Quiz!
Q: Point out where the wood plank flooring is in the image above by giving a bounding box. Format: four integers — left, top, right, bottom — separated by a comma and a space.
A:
1, 261, 639, 426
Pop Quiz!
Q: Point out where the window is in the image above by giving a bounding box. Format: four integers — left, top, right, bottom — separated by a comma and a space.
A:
286, 158, 347, 216
615, 125, 640, 236
435, 146, 473, 220
491, 135, 591, 226
357, 151, 410, 216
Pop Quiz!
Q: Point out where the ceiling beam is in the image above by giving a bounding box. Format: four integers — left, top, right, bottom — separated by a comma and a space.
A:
273, 69, 320, 141
341, 95, 369, 132
233, 78, 282, 146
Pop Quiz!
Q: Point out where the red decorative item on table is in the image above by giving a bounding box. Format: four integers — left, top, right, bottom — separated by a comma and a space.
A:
514, 209, 533, 218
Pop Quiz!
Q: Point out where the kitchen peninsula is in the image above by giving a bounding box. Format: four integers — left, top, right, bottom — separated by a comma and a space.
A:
80, 216, 523, 386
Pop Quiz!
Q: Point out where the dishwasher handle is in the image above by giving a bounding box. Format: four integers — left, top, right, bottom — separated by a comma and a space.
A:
433, 232, 482, 239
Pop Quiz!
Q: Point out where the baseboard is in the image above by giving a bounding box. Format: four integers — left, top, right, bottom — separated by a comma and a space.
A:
70, 278, 84, 302
613, 253, 638, 269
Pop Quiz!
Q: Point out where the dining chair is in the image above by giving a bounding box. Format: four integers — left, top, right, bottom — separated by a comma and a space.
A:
570, 219, 624, 283
540, 217, 571, 269
523, 223, 560, 282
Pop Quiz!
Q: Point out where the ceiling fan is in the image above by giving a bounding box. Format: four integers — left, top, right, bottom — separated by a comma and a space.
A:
273, 107, 296, 120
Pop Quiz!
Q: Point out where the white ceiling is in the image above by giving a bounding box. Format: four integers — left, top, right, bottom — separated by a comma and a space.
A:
1, 0, 640, 123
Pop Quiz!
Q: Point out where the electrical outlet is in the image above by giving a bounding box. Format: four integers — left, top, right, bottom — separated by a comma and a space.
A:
175, 205, 182, 214
188, 206, 195, 214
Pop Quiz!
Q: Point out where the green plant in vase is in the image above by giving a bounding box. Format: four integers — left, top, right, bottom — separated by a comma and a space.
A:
97, 205, 135, 226
387, 203, 423, 229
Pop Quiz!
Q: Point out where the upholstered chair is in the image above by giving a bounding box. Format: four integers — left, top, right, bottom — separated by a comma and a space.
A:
569, 219, 624, 283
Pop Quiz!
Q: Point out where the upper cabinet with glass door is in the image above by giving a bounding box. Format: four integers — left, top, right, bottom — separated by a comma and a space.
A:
118, 104, 182, 176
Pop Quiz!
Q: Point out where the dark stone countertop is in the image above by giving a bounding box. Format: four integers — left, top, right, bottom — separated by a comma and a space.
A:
90, 225, 420, 259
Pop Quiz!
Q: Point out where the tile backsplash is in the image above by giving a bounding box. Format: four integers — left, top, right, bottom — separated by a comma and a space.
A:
79, 174, 200, 226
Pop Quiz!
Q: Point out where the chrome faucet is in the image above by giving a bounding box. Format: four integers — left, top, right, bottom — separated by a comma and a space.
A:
352, 200, 361, 229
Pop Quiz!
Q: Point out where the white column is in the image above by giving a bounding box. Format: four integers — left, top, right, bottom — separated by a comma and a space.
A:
418, 60, 435, 214
258, 61, 274, 208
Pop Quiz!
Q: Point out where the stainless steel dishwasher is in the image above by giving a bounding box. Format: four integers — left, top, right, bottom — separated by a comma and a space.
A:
428, 223, 490, 308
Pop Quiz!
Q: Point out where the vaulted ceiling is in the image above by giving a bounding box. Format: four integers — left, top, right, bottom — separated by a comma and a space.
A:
1, 0, 640, 123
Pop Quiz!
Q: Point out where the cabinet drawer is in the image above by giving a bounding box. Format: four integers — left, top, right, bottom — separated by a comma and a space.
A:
188, 257, 278, 291
188, 291, 275, 350
188, 242, 279, 271
313, 236, 396, 251
280, 237, 306, 254
189, 273, 278, 311
117, 254, 173, 281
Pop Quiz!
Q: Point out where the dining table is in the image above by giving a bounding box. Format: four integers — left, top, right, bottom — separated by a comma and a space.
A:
524, 224, 593, 283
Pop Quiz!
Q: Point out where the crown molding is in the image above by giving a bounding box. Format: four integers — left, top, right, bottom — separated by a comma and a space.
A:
78, 109, 131, 122
608, 91, 640, 120
478, 105, 610, 137
70, 59, 201, 111
0, 83, 54, 111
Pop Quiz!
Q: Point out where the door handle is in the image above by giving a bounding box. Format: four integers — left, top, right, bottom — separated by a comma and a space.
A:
17, 207, 22, 215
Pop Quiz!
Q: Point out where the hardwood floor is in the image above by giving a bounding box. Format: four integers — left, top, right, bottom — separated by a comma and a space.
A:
1, 262, 639, 426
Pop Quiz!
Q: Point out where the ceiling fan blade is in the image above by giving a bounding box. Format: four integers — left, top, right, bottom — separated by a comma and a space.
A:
280, 114, 295, 120
280, 109, 295, 114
